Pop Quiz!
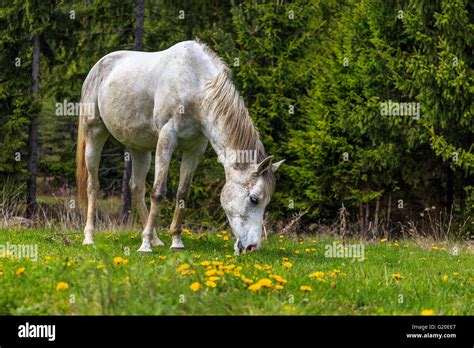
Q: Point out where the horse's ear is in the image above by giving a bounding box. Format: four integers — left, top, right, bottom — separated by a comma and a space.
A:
255, 156, 274, 176
271, 159, 285, 173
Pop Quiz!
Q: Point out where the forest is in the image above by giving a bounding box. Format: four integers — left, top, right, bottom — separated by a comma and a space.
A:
0, 0, 472, 239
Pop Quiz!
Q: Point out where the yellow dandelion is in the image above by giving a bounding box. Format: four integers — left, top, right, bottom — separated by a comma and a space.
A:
270, 274, 287, 284
282, 305, 295, 312
205, 280, 217, 288
274, 284, 284, 290
208, 276, 220, 282
96, 264, 105, 269
241, 276, 253, 284
421, 309, 434, 316
432, 246, 439, 250
330, 281, 337, 288
200, 261, 211, 266
309, 271, 325, 278
248, 283, 262, 291
282, 262, 293, 269
211, 261, 223, 266
300, 285, 313, 291
193, 255, 201, 259
391, 273, 404, 280
148, 260, 156, 265
441, 274, 448, 282
205, 269, 217, 276
452, 272, 459, 276
190, 282, 202, 291
56, 282, 69, 291
380, 238, 387, 243
176, 263, 190, 272
113, 257, 123, 265
158, 256, 167, 260
223, 236, 229, 241
16, 267, 25, 276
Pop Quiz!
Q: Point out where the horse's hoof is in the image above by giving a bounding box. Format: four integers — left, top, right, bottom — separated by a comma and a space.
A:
137, 242, 153, 253
83, 239, 94, 245
170, 238, 185, 250
152, 238, 165, 247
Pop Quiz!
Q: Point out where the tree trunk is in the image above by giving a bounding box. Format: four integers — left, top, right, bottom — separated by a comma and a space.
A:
446, 165, 454, 212
374, 196, 380, 236
120, 0, 145, 224
364, 202, 370, 235
359, 203, 364, 233
26, 35, 41, 219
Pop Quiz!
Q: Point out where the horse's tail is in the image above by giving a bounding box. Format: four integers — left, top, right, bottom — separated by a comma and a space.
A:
76, 102, 88, 214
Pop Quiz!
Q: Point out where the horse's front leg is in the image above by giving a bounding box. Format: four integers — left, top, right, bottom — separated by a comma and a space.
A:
138, 121, 177, 252
169, 138, 208, 249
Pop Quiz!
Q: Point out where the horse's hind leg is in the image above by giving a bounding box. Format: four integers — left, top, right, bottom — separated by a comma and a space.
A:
129, 149, 163, 246
138, 120, 177, 252
83, 123, 109, 244
169, 138, 208, 249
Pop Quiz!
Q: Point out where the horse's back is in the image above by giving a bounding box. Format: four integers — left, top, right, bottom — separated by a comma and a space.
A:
85, 41, 215, 151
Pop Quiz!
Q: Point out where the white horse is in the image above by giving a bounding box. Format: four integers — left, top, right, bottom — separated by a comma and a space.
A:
76, 40, 284, 254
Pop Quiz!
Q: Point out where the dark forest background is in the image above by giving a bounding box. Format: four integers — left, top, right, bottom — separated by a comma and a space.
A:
0, 0, 472, 239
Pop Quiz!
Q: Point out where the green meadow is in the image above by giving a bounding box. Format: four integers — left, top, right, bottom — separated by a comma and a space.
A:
0, 228, 472, 316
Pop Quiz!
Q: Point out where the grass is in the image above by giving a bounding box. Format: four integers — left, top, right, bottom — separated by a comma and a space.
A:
0, 227, 472, 315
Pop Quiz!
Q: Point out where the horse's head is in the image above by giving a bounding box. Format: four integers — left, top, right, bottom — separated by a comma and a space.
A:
221, 155, 284, 254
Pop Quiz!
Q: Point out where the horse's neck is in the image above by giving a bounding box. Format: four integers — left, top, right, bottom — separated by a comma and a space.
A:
203, 115, 231, 166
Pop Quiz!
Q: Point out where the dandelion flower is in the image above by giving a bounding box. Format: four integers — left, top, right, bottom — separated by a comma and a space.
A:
432, 246, 439, 251
190, 282, 202, 291
257, 278, 273, 287
421, 309, 434, 316
176, 263, 190, 272
56, 282, 69, 291
282, 262, 293, 269
205, 280, 217, 288
148, 260, 156, 265
241, 276, 253, 284
16, 267, 25, 276
208, 276, 220, 282
205, 269, 217, 276
308, 271, 325, 278
391, 273, 404, 280
200, 261, 211, 266
380, 238, 387, 243
441, 274, 448, 282
270, 275, 287, 284
248, 283, 262, 291
158, 256, 167, 260
113, 257, 123, 265
300, 285, 313, 291
274, 284, 284, 290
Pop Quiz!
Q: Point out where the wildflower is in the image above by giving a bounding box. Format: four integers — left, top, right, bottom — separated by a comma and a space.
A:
96, 265, 105, 269
205, 269, 217, 276
56, 282, 69, 291
391, 273, 404, 280
441, 274, 448, 282
241, 276, 253, 284
176, 263, 190, 272
432, 246, 439, 251
308, 271, 325, 278
158, 256, 167, 260
190, 282, 202, 291
200, 261, 211, 266
223, 236, 229, 241
274, 285, 284, 290
248, 283, 262, 291
16, 267, 25, 276
113, 257, 123, 266
208, 276, 220, 282
148, 260, 155, 265
420, 309, 434, 316
452, 272, 459, 276
380, 238, 387, 243
300, 285, 313, 291
330, 281, 337, 288
282, 305, 295, 312
305, 248, 310, 252
270, 275, 287, 284
257, 278, 273, 287
193, 255, 201, 259
225, 255, 232, 259
282, 262, 293, 269
282, 257, 289, 261
205, 280, 217, 288
211, 261, 223, 266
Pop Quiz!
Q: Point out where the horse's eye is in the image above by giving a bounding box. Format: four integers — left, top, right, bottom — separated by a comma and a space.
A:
250, 196, 259, 205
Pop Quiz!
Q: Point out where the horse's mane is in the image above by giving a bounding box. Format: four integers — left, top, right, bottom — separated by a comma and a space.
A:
199, 41, 275, 194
